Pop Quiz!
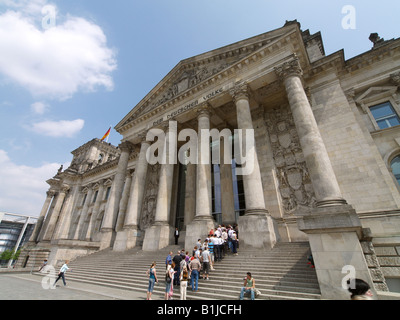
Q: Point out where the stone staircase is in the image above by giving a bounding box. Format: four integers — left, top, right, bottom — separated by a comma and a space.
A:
34, 242, 321, 300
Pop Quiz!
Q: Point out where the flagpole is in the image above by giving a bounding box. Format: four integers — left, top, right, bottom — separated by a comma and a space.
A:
106, 125, 111, 143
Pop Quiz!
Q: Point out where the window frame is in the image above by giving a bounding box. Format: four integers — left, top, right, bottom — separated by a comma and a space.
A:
369, 100, 400, 130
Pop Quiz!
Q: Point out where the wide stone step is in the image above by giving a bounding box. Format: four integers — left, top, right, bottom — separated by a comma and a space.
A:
33, 272, 320, 300
43, 267, 319, 292
49, 242, 320, 300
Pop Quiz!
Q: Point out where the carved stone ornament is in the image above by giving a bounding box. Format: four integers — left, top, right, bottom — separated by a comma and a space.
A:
390, 72, 400, 87
274, 57, 303, 82
195, 102, 212, 118
265, 104, 316, 215
229, 81, 250, 103
140, 163, 161, 230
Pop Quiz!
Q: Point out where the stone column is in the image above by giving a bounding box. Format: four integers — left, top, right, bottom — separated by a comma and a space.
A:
100, 141, 133, 249
41, 185, 69, 241
123, 135, 151, 250
275, 57, 374, 299
113, 170, 134, 251
143, 125, 175, 251
29, 190, 55, 243
85, 180, 105, 241
230, 82, 276, 248
184, 104, 216, 251
184, 163, 196, 227
274, 58, 347, 207
74, 184, 94, 240
54, 184, 81, 240
219, 137, 236, 225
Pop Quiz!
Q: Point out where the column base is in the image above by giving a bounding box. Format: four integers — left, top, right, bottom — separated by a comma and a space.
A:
316, 198, 348, 208
184, 216, 216, 252
142, 222, 174, 252
298, 205, 376, 300
113, 225, 143, 251
99, 228, 116, 250
238, 214, 276, 249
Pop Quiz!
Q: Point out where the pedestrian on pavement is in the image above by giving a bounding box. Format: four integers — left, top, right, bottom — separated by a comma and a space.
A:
38, 259, 48, 272
146, 261, 158, 300
53, 261, 70, 287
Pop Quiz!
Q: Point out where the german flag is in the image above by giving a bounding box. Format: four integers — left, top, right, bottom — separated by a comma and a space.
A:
100, 127, 111, 142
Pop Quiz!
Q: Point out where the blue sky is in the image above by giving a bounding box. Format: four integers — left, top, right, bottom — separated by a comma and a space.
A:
0, 0, 399, 217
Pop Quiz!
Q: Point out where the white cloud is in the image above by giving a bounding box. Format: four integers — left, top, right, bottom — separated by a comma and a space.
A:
0, 149, 62, 217
31, 101, 49, 114
0, 2, 117, 100
30, 119, 85, 137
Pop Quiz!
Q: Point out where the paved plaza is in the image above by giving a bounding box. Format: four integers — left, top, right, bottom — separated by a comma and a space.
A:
0, 272, 159, 300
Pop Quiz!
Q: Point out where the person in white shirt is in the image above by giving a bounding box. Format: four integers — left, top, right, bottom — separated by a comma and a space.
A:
53, 261, 70, 287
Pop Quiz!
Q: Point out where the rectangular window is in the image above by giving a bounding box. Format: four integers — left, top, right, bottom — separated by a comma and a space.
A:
93, 190, 98, 203
81, 194, 87, 206
370, 101, 400, 129
105, 187, 111, 201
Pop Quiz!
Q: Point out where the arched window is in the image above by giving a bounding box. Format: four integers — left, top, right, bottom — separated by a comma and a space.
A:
390, 156, 400, 185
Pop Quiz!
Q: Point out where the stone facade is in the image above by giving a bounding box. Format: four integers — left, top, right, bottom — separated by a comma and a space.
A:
20, 20, 400, 299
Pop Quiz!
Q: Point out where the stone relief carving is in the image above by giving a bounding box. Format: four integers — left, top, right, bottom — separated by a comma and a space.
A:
139, 163, 161, 229
130, 45, 270, 122
144, 63, 230, 114
265, 104, 316, 215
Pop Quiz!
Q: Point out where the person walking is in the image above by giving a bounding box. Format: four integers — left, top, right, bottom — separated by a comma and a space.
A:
146, 261, 158, 300
53, 261, 70, 287
189, 256, 201, 292
239, 272, 256, 300
180, 266, 189, 300
38, 259, 48, 272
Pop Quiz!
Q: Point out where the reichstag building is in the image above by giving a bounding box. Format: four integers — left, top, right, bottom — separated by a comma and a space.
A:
20, 21, 400, 299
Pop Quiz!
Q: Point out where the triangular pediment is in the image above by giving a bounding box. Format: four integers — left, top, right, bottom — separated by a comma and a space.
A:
116, 23, 301, 131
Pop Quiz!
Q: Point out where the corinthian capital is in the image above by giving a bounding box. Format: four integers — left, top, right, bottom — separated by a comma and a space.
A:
195, 102, 212, 119
118, 141, 134, 153
274, 57, 303, 81
229, 81, 250, 103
